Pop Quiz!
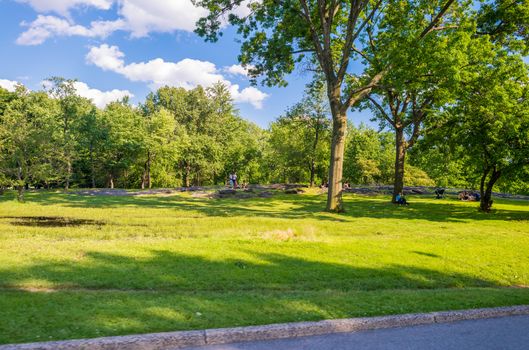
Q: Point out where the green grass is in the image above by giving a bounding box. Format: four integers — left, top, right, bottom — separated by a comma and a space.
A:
1, 190, 528, 344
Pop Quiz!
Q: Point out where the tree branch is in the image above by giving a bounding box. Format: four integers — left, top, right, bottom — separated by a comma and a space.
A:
367, 95, 395, 128
419, 0, 456, 40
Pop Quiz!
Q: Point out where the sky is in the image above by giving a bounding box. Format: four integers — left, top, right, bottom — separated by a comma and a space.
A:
0, 0, 373, 128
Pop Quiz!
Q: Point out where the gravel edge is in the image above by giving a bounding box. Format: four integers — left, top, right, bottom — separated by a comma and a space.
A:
2, 305, 529, 350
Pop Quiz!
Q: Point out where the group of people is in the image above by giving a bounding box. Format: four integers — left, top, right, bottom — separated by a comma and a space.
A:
224, 177, 479, 205
319, 182, 351, 189
458, 190, 481, 201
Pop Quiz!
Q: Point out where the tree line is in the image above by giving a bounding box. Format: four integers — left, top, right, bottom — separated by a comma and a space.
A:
1, 72, 527, 210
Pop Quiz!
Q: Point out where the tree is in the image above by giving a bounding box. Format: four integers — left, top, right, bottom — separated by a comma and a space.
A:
0, 87, 60, 201
272, 80, 331, 186
140, 108, 181, 189
75, 107, 108, 188
144, 83, 264, 187
476, 0, 529, 54
45, 77, 93, 190
408, 140, 477, 189
444, 53, 529, 211
356, 0, 478, 201
99, 100, 144, 188
194, 0, 457, 211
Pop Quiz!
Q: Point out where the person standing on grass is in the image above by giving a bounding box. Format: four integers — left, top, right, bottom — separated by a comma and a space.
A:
228, 173, 234, 188
233, 172, 238, 189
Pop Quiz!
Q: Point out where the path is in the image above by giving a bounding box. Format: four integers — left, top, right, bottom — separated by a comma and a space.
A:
183, 315, 529, 350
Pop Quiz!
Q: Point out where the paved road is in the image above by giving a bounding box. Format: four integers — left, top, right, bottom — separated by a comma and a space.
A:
183, 315, 529, 350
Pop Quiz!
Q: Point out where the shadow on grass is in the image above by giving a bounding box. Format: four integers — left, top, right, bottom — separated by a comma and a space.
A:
3, 190, 529, 223
412, 251, 442, 258
0, 249, 497, 292
1, 249, 529, 344
5, 216, 105, 227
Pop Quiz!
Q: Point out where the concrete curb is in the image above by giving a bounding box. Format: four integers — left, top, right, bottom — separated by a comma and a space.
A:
2, 305, 529, 350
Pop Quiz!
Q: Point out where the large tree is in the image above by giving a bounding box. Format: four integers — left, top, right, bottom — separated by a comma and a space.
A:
446, 53, 529, 211
361, 10, 476, 201
99, 100, 144, 188
45, 77, 93, 190
194, 0, 457, 211
0, 87, 60, 201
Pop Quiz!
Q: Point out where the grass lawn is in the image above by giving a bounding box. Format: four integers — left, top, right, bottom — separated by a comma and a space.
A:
1, 189, 529, 344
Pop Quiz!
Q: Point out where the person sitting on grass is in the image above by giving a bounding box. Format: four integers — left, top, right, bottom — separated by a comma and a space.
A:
395, 192, 408, 205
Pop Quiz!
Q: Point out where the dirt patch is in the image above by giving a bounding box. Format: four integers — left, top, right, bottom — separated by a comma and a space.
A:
261, 228, 297, 241
5, 216, 105, 227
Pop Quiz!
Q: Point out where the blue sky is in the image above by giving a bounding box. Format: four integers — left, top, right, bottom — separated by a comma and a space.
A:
0, 0, 372, 128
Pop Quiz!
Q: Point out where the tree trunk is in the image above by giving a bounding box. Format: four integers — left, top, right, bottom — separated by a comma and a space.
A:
184, 163, 191, 187
17, 185, 24, 202
480, 167, 501, 212
141, 156, 148, 190
392, 127, 407, 203
309, 160, 316, 188
65, 158, 71, 190
108, 174, 114, 189
89, 142, 96, 188
147, 150, 152, 189
16, 161, 24, 202
326, 112, 347, 212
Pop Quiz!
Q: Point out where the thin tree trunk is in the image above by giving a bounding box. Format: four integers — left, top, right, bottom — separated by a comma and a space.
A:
185, 163, 191, 187
89, 142, 96, 188
479, 166, 490, 201
480, 167, 501, 212
326, 111, 347, 212
147, 150, 152, 189
16, 161, 24, 202
392, 127, 406, 203
309, 160, 316, 187
108, 174, 114, 189
65, 158, 71, 190
310, 124, 320, 187
141, 154, 148, 190
17, 185, 24, 202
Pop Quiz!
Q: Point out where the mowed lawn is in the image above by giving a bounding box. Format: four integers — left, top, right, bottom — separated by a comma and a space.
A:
1, 190, 529, 344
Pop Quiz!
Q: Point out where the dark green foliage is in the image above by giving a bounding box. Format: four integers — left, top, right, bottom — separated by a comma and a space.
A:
344, 124, 394, 185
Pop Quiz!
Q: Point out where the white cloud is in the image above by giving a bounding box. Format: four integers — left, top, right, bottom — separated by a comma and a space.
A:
224, 64, 255, 77
229, 85, 268, 109
17, 15, 124, 45
86, 44, 268, 108
0, 79, 20, 92
16, 0, 260, 44
117, 0, 208, 37
73, 81, 133, 108
85, 43, 125, 71
117, 0, 258, 36
17, 0, 113, 16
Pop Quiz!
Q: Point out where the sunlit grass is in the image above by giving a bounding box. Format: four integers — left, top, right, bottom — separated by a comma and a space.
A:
0, 190, 528, 344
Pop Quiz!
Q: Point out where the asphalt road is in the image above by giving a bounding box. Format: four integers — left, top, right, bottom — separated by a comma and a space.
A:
182, 315, 529, 350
